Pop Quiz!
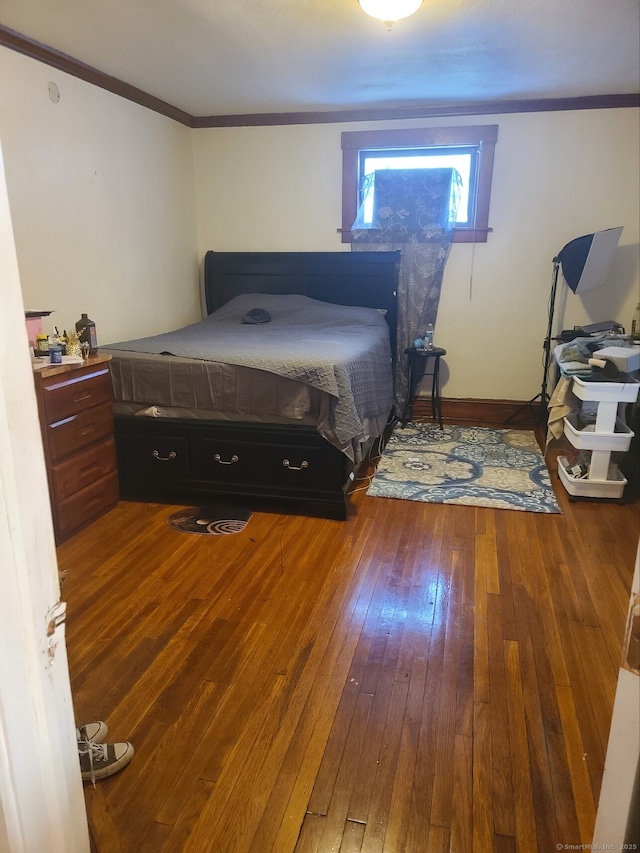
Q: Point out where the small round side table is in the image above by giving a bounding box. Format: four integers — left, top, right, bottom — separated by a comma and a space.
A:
402, 346, 446, 428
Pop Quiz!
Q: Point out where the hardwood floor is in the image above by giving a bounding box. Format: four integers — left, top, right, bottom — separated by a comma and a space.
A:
58, 436, 639, 852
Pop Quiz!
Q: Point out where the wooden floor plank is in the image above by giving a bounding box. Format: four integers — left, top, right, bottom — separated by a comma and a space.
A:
58, 439, 638, 853
315, 691, 375, 853
348, 660, 399, 824
250, 529, 385, 852
556, 684, 597, 845
494, 511, 518, 641
450, 733, 473, 853
293, 812, 325, 853
486, 592, 515, 838
428, 532, 466, 829
249, 673, 339, 853
473, 530, 491, 706
426, 823, 450, 853
554, 615, 608, 802
338, 819, 366, 853
503, 639, 538, 852
381, 719, 419, 852
472, 701, 493, 852
477, 510, 501, 595
511, 582, 569, 849
520, 513, 571, 688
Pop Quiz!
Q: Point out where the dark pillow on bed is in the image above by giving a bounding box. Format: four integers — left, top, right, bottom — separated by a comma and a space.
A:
242, 308, 271, 324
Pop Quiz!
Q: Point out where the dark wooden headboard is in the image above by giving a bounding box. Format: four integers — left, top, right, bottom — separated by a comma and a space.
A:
203, 250, 400, 354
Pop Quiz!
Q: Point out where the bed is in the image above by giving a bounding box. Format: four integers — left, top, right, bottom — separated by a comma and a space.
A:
105, 250, 400, 520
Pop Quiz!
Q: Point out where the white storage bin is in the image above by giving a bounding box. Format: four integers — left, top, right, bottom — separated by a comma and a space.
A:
572, 376, 640, 403
563, 414, 634, 452
558, 456, 627, 499
557, 373, 637, 501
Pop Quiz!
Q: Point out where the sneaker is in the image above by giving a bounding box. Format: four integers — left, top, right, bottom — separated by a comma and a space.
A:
76, 721, 108, 744
79, 740, 134, 784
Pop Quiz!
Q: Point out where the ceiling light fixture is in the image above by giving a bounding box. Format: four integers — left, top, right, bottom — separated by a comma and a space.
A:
359, 0, 423, 29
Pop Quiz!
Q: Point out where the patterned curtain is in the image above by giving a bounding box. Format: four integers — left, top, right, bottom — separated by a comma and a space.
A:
351, 168, 461, 416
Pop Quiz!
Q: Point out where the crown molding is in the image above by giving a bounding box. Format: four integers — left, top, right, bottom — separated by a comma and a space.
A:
2, 24, 638, 129
0, 25, 194, 127
192, 93, 640, 127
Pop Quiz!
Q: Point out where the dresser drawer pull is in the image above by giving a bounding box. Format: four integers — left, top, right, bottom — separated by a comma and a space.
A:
80, 463, 100, 477
213, 453, 239, 465
283, 459, 309, 471
152, 450, 177, 462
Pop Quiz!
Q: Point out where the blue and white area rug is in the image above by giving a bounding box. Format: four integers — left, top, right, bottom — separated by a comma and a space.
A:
368, 424, 561, 513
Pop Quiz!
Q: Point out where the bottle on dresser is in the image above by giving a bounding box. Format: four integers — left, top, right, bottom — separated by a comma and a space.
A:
75, 313, 98, 355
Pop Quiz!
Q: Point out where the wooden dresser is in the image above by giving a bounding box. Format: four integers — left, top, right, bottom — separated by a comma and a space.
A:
32, 354, 119, 543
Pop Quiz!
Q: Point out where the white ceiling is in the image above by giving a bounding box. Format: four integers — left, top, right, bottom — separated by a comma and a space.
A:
1, 0, 639, 118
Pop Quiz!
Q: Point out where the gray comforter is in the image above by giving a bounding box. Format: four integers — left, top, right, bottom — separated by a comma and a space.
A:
105, 294, 393, 447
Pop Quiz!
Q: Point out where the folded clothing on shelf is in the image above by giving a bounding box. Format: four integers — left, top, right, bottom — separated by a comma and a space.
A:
553, 334, 637, 380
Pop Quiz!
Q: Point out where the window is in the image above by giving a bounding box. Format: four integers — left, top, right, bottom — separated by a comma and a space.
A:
341, 125, 498, 243
359, 149, 471, 226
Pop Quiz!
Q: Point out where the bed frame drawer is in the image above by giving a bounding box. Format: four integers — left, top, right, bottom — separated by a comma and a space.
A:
194, 436, 327, 489
114, 415, 350, 520
194, 437, 264, 486
117, 433, 191, 480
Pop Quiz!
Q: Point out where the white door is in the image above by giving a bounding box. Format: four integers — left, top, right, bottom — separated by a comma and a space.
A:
592, 539, 640, 846
0, 142, 89, 852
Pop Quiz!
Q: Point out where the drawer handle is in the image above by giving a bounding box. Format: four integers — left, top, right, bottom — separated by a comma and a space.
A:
79, 463, 100, 477
152, 450, 177, 462
282, 459, 309, 471
213, 453, 239, 465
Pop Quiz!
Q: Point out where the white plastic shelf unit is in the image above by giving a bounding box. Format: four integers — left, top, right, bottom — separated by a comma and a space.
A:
558, 376, 639, 499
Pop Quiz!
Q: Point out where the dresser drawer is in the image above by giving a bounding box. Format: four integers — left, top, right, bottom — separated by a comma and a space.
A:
50, 438, 117, 503
46, 401, 114, 463
55, 469, 119, 541
33, 356, 119, 543
41, 367, 112, 424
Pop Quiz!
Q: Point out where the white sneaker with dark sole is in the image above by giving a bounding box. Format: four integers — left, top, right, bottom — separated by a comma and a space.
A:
76, 721, 108, 744
79, 740, 134, 784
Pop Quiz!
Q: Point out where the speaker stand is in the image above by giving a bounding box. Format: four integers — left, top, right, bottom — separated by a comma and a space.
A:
505, 257, 560, 426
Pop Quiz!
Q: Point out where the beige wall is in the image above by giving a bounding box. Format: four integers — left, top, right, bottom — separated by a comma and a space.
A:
193, 111, 640, 400
2, 42, 638, 401
0, 47, 199, 345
